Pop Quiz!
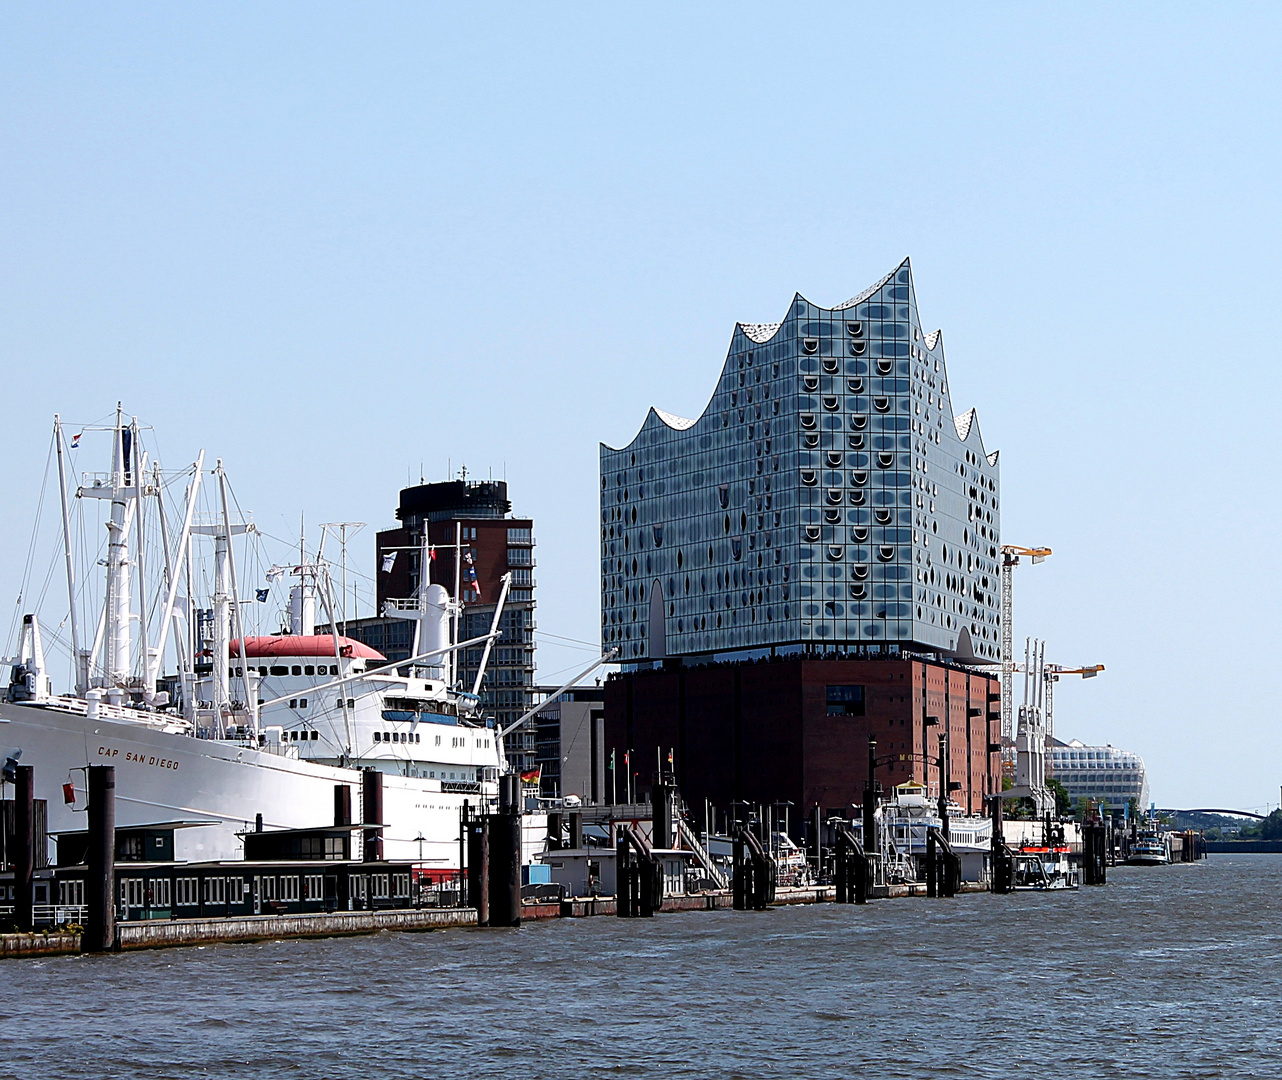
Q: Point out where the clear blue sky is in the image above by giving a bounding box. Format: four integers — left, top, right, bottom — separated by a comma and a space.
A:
3, 4, 1279, 810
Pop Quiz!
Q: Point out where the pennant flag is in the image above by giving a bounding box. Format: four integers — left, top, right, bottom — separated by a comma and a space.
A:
381, 551, 397, 573
255, 588, 269, 602
63, 782, 76, 805
70, 432, 81, 448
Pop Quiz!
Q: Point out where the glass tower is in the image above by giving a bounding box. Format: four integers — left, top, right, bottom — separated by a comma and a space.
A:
600, 259, 1002, 665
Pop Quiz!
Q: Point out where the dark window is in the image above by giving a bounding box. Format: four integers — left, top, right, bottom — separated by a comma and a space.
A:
270, 666, 289, 677
826, 685, 865, 717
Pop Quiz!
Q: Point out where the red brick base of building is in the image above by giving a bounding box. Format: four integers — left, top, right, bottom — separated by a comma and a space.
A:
603, 656, 1001, 830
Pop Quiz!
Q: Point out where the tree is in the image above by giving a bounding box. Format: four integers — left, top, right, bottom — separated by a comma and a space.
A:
1048, 778, 1071, 816
1262, 809, 1282, 841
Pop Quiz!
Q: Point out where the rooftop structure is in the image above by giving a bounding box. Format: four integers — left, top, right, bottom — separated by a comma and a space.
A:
600, 259, 1001, 666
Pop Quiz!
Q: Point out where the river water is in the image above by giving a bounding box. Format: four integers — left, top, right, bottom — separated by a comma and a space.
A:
2, 854, 1279, 1079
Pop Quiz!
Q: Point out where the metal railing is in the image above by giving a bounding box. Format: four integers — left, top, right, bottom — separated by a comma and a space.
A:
0, 904, 88, 926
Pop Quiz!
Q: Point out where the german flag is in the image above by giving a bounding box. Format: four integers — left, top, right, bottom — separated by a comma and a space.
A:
520, 766, 541, 786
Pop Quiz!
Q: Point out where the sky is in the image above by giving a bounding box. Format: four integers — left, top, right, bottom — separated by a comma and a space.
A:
2, 4, 1280, 810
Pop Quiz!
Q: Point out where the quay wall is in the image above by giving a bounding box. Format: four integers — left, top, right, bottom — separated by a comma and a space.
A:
0, 881, 994, 959
0, 932, 80, 959
1204, 840, 1282, 854
117, 907, 478, 950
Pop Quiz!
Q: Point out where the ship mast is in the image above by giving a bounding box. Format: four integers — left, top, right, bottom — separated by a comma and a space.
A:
192, 460, 255, 735
53, 415, 87, 695
79, 405, 137, 689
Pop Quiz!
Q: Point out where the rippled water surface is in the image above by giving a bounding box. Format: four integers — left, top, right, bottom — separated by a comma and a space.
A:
3, 855, 1280, 1079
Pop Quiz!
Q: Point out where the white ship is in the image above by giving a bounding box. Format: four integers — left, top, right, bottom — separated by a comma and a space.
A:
0, 409, 568, 873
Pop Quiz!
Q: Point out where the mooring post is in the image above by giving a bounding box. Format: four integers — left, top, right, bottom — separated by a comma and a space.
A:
86, 764, 116, 953
811, 804, 823, 881
459, 801, 469, 906
864, 738, 878, 861
362, 768, 383, 862
732, 828, 747, 910
14, 765, 34, 932
467, 813, 490, 925
925, 828, 937, 898
834, 823, 849, 903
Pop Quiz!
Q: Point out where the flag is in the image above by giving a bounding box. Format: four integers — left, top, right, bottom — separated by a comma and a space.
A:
267, 568, 285, 583
667, 749, 673, 767
464, 551, 481, 598
520, 766, 541, 786
609, 750, 615, 771
62, 782, 76, 805
255, 588, 269, 602
429, 546, 437, 561
70, 432, 81, 448
381, 551, 397, 573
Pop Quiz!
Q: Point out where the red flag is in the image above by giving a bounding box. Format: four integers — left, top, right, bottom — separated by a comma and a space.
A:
62, 782, 76, 805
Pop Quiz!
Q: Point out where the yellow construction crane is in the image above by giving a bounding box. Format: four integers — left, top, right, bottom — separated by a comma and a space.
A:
1000, 545, 1052, 745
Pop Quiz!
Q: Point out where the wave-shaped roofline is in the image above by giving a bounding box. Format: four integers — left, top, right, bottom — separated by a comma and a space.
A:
602, 259, 997, 465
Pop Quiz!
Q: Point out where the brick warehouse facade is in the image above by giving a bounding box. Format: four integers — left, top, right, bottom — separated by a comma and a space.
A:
603, 656, 1000, 824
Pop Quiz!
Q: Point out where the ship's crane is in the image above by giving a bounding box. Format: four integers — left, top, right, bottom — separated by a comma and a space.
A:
1000, 545, 1051, 745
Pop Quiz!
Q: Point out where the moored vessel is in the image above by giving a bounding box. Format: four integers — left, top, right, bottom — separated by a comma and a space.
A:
1, 408, 533, 873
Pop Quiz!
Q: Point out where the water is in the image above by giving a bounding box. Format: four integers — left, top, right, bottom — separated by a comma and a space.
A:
3, 855, 1280, 1079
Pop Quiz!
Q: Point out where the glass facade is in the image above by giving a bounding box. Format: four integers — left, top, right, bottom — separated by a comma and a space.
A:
600, 259, 1002, 663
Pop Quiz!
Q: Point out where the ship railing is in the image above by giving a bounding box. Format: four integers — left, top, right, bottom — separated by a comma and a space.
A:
382, 598, 424, 613
441, 780, 483, 794
43, 695, 193, 733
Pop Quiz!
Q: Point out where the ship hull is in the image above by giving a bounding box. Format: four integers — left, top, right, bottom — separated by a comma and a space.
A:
0, 701, 496, 869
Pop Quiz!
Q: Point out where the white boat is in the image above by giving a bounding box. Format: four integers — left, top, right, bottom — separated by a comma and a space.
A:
1126, 837, 1170, 866
0, 410, 568, 873
873, 782, 994, 884
1011, 845, 1079, 890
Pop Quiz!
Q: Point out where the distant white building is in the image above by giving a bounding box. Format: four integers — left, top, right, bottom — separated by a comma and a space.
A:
1049, 739, 1149, 810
